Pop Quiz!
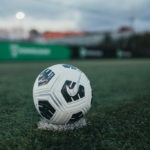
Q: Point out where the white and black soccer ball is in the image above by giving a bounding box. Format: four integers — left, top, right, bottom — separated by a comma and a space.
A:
33, 64, 92, 125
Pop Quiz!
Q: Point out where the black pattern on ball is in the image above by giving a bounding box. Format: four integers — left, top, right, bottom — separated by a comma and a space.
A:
68, 112, 83, 124
61, 80, 85, 103
38, 100, 56, 120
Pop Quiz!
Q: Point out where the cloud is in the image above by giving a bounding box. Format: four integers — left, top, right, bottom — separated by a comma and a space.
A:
0, 0, 150, 32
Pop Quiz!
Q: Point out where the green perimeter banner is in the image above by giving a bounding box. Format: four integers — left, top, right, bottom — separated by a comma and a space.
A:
0, 42, 71, 60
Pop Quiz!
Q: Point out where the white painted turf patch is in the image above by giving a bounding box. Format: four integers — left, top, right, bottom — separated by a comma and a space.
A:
37, 118, 88, 131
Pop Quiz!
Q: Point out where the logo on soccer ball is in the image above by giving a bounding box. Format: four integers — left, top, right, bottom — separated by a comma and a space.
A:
62, 64, 77, 70
61, 80, 85, 103
38, 69, 55, 86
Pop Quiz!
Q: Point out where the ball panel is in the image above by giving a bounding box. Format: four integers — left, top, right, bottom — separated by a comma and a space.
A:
67, 111, 83, 124
38, 100, 56, 120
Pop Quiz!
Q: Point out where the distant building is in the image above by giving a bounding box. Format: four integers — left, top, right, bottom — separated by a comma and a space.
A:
44, 34, 104, 46
0, 27, 134, 47
0, 29, 9, 40
118, 26, 134, 33
43, 31, 86, 40
41, 30, 133, 47
0, 28, 25, 41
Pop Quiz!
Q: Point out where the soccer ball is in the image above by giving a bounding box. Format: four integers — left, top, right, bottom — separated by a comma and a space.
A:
33, 64, 92, 125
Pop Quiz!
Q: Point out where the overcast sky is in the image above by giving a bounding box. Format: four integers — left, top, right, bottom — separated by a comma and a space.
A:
0, 0, 150, 33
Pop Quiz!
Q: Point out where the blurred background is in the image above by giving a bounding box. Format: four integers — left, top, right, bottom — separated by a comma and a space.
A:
0, 0, 150, 60
1, 2, 150, 148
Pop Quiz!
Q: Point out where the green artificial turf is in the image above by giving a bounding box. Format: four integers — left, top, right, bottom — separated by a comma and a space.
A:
0, 59, 150, 150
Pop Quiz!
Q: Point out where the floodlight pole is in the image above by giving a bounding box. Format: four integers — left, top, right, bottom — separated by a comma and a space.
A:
16, 12, 25, 40
130, 0, 136, 32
